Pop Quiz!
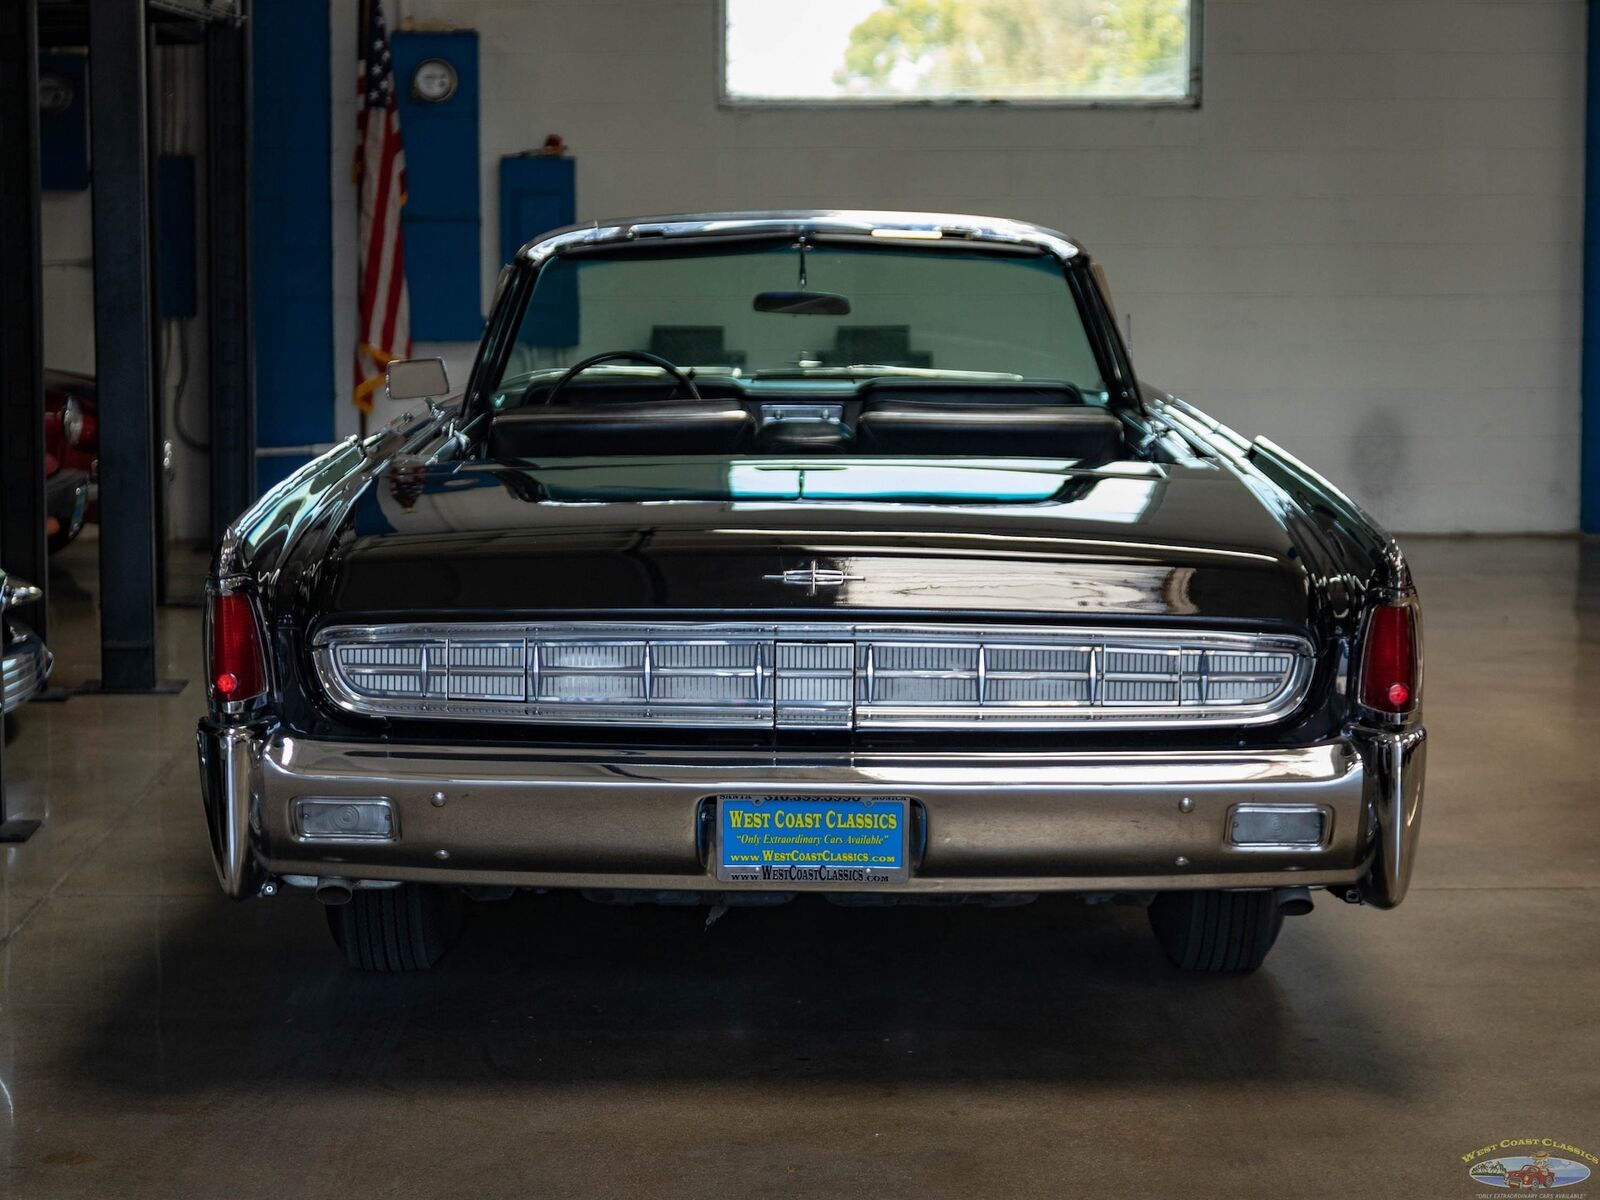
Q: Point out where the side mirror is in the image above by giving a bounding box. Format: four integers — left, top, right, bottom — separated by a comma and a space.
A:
386, 357, 451, 401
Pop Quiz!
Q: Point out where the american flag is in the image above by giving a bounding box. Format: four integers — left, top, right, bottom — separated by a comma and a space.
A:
353, 0, 410, 413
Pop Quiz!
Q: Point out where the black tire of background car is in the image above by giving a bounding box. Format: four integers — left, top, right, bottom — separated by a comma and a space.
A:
1147, 890, 1284, 972
325, 884, 464, 971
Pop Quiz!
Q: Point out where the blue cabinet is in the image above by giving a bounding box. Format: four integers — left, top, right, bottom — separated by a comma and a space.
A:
499, 155, 574, 264
500, 156, 576, 347
157, 155, 198, 319
392, 30, 483, 342
40, 55, 90, 192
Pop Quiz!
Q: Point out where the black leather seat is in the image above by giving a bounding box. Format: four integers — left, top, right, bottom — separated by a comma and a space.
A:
489, 402, 755, 459
648, 325, 747, 369
856, 396, 1125, 460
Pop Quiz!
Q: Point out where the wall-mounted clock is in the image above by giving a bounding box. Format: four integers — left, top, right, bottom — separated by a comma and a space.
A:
39, 72, 75, 115
411, 58, 458, 103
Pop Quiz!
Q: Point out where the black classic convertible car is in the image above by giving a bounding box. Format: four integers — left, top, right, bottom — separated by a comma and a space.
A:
198, 211, 1424, 972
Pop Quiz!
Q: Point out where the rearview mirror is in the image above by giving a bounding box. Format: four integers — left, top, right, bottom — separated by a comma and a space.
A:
753, 290, 851, 316
386, 357, 450, 401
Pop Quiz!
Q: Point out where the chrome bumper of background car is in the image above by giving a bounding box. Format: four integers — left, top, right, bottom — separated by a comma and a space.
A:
45, 467, 90, 544
2, 623, 54, 716
197, 721, 1426, 905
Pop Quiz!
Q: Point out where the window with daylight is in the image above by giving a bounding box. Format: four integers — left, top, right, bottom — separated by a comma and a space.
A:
721, 0, 1198, 106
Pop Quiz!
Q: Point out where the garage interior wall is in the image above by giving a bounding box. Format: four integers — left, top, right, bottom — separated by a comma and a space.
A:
28, 2, 1588, 540
324, 0, 1585, 535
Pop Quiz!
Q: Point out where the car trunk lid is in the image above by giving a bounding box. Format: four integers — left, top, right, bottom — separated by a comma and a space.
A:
312, 457, 1311, 628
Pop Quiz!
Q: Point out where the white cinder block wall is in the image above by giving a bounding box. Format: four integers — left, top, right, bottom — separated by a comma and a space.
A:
335, 0, 1586, 533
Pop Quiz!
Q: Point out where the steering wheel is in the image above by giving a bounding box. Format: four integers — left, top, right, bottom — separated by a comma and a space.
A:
543, 350, 701, 405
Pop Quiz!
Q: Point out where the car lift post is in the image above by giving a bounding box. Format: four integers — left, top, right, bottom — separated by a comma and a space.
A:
86, 0, 180, 695
0, 0, 45, 843
0, 0, 49, 647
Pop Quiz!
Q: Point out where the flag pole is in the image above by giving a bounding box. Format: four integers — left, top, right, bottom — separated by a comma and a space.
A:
353, 0, 408, 443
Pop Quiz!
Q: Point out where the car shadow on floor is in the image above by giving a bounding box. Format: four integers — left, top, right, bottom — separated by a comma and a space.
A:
63, 889, 1414, 1097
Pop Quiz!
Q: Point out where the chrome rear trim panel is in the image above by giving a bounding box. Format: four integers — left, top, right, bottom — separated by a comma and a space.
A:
313, 621, 1314, 731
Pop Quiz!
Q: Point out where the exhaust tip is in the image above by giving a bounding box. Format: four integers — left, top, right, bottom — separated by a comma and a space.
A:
1275, 886, 1314, 917
315, 877, 354, 906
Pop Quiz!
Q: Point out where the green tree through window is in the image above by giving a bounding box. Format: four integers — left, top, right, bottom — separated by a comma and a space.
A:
723, 0, 1193, 104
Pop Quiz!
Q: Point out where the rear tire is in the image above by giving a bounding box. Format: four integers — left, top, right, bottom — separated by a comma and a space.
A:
1148, 890, 1283, 972
326, 884, 463, 971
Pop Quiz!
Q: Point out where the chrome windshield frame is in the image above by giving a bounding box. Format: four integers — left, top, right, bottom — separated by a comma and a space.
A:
462, 210, 1142, 430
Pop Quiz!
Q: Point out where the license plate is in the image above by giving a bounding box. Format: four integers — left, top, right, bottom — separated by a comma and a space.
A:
715, 795, 910, 884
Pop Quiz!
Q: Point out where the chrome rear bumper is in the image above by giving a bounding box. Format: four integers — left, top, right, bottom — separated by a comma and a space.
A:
198, 722, 1425, 907
2, 622, 54, 716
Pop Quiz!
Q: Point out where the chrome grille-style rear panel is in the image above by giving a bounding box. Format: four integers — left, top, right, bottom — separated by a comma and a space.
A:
313, 623, 1313, 730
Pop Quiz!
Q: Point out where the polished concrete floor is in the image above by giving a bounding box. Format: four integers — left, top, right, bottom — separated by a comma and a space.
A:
1, 535, 1595, 1198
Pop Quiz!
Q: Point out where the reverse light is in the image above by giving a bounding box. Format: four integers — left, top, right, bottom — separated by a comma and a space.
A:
207, 589, 268, 706
1230, 805, 1327, 848
295, 798, 395, 842
1358, 602, 1419, 715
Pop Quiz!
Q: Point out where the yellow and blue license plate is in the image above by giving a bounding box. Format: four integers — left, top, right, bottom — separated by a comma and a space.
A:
715, 795, 910, 884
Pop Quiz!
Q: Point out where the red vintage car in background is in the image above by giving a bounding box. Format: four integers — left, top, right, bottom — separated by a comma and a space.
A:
43, 368, 175, 553
1505, 1162, 1557, 1189
43, 368, 96, 552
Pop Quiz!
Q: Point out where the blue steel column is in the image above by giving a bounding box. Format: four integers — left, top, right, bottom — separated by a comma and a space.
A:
1585, 0, 1600, 531
207, 5, 256, 544
252, 0, 333, 495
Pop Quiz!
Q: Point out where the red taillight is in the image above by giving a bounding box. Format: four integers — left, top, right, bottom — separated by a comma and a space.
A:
1359, 603, 1418, 714
208, 591, 267, 705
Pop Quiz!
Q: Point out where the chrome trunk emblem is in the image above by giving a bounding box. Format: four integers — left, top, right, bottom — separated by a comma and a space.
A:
764, 560, 864, 596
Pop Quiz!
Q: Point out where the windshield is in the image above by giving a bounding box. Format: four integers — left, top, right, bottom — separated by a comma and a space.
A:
491, 241, 1107, 406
